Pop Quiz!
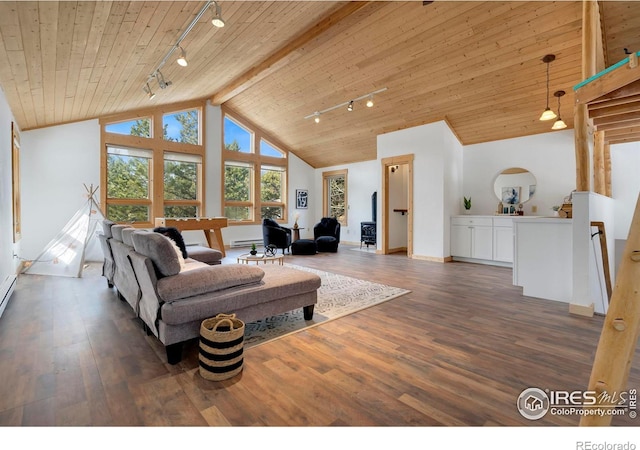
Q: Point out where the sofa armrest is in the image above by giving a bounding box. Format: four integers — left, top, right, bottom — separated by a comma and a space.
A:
157, 264, 265, 302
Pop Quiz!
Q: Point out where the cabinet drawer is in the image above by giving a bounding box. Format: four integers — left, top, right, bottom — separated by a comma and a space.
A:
493, 217, 514, 228
452, 217, 493, 227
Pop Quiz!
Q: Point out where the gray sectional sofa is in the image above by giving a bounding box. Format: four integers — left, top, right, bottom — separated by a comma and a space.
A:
100, 222, 321, 364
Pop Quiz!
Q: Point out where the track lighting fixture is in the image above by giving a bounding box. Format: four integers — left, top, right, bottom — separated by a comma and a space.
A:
211, 2, 225, 28
143, 83, 155, 100
305, 87, 387, 122
551, 90, 567, 130
176, 47, 188, 67
539, 54, 557, 121
142, 1, 226, 98
156, 70, 171, 89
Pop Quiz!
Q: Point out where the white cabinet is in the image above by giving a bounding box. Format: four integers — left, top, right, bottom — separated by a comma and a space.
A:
451, 216, 514, 265
493, 217, 514, 263
451, 217, 494, 260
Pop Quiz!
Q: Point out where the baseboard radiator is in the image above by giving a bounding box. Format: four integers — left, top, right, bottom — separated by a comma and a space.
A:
229, 238, 263, 248
0, 274, 17, 319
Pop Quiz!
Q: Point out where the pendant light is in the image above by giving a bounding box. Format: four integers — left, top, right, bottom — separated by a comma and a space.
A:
539, 54, 557, 121
551, 90, 567, 130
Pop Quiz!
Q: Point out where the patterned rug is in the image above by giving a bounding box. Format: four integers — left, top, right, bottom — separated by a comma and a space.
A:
243, 264, 411, 348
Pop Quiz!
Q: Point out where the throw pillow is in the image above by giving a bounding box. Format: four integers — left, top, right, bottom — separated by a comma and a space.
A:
164, 236, 186, 270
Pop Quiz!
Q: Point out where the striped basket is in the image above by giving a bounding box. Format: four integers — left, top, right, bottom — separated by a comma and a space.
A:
199, 313, 245, 381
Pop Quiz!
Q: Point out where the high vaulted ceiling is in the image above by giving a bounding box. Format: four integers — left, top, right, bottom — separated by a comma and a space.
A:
1, 1, 639, 168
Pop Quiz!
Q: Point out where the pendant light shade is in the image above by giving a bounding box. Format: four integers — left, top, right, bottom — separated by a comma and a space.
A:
539, 54, 557, 121
551, 90, 567, 130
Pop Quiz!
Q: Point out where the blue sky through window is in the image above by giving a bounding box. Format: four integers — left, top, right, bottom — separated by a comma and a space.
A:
105, 115, 187, 141
224, 117, 251, 152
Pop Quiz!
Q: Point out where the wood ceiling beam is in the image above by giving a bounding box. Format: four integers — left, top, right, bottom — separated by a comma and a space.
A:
603, 125, 640, 137
605, 131, 640, 144
595, 117, 640, 132
210, 2, 372, 106
593, 109, 640, 126
575, 57, 640, 105
588, 93, 640, 109
588, 100, 640, 118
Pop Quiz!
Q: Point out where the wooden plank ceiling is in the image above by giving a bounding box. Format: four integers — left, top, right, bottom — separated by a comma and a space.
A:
1, 1, 639, 168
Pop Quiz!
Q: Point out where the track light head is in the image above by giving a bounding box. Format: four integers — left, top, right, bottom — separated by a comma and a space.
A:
143, 83, 156, 100
156, 70, 172, 89
347, 100, 354, 112
211, 2, 225, 28
177, 47, 188, 67
366, 95, 374, 107
314, 112, 320, 123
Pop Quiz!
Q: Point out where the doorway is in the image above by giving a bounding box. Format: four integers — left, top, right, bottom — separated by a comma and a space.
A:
381, 155, 414, 257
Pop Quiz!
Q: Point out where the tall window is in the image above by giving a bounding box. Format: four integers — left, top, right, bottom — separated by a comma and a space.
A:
323, 169, 348, 226
222, 111, 287, 224
101, 100, 205, 226
106, 146, 152, 222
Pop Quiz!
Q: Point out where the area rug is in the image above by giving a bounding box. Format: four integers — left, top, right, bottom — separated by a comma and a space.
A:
243, 264, 411, 348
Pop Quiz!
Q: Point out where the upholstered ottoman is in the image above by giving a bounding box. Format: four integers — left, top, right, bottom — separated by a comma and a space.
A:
291, 239, 317, 255
316, 236, 338, 252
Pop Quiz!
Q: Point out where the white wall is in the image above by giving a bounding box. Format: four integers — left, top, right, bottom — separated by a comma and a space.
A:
463, 130, 576, 216
0, 87, 20, 317
611, 141, 640, 240
314, 159, 379, 244
378, 120, 462, 259
20, 120, 100, 259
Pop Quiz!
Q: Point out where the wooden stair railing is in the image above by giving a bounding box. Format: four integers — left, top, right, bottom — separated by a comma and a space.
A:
581, 194, 640, 426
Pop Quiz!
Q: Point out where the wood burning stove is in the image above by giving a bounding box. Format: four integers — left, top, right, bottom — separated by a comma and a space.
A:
360, 191, 377, 248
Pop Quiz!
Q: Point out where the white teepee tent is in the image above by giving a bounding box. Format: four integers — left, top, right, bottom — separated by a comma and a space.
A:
23, 184, 106, 278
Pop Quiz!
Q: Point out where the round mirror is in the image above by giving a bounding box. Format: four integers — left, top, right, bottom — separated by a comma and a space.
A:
493, 168, 537, 204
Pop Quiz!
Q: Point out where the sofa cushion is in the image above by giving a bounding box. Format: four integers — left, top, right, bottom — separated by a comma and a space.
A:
111, 224, 131, 242
131, 231, 182, 277
157, 264, 265, 302
187, 245, 223, 265
102, 220, 116, 238
121, 227, 136, 247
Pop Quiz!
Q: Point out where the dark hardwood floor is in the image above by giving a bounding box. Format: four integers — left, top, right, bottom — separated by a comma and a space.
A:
1, 244, 639, 432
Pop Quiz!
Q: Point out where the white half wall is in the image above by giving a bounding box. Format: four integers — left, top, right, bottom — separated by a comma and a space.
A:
21, 120, 100, 259
463, 130, 576, 216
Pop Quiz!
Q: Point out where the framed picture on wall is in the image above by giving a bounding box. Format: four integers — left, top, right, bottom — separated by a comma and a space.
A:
501, 186, 520, 205
296, 189, 308, 209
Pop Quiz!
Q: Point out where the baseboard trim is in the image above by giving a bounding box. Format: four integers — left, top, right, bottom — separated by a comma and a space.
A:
569, 303, 594, 318
411, 254, 449, 263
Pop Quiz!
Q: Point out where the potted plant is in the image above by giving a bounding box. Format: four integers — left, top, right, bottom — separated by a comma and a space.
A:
551, 205, 560, 217
463, 196, 472, 214
250, 243, 258, 255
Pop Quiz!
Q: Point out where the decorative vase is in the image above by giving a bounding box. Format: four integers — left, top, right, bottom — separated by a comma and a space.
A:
250, 250, 257, 255
293, 221, 299, 229
464, 209, 471, 215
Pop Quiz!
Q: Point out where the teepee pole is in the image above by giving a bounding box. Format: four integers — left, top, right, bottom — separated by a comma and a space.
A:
580, 193, 640, 426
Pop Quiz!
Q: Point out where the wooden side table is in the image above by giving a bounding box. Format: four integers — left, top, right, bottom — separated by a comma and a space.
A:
291, 227, 304, 242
